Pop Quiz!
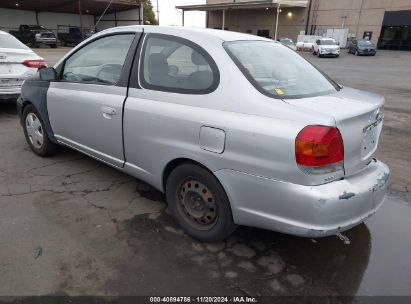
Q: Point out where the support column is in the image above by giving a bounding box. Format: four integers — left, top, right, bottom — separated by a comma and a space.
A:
182, 10, 185, 26
222, 9, 225, 30
274, 4, 280, 40
140, 4, 144, 25
78, 0, 83, 39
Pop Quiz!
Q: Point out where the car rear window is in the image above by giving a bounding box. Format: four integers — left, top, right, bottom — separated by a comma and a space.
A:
0, 33, 29, 50
224, 40, 339, 99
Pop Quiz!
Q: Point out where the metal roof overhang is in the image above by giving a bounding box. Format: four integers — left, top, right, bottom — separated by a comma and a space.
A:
0, 0, 140, 15
176, 0, 308, 11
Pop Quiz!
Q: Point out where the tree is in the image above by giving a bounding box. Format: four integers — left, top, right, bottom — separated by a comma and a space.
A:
141, 0, 158, 25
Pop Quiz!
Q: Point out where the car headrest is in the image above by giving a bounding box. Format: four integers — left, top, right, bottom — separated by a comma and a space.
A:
148, 53, 169, 75
191, 50, 208, 66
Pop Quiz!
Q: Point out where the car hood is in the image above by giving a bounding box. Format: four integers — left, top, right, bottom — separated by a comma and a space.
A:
359, 45, 376, 49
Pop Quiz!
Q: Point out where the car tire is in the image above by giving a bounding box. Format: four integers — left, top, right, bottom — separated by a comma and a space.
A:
355, 50, 359, 56
50, 44, 57, 48
31, 39, 39, 48
22, 104, 58, 157
317, 51, 321, 58
166, 163, 237, 242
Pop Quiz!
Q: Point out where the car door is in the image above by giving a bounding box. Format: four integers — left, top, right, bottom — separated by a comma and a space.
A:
315, 39, 320, 52
47, 31, 140, 167
351, 40, 357, 52
122, 33, 221, 188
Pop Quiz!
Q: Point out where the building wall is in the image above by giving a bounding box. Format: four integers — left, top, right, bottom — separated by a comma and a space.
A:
98, 8, 142, 31
309, 0, 411, 44
208, 7, 307, 41
205, 0, 411, 45
0, 7, 142, 35
0, 8, 94, 34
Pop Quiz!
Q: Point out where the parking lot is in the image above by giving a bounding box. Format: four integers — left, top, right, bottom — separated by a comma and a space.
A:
1, 47, 410, 297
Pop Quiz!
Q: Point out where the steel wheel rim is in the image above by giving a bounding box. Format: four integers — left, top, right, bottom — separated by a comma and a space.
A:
177, 179, 218, 230
25, 113, 44, 149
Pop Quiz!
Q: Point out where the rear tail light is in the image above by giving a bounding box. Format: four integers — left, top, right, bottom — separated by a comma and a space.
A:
295, 125, 344, 174
23, 59, 48, 69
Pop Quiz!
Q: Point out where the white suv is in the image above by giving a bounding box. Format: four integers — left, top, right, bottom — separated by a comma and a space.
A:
313, 38, 340, 58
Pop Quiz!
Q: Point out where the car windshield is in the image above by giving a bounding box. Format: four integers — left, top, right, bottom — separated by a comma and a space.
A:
28, 25, 47, 30
320, 39, 336, 45
281, 39, 293, 45
358, 40, 373, 46
0, 33, 29, 49
224, 40, 338, 99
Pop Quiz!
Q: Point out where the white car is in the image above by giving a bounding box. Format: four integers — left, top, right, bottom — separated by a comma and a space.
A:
296, 40, 313, 51
313, 38, 340, 58
0, 30, 47, 101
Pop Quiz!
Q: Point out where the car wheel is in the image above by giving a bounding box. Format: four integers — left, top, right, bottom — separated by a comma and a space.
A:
50, 44, 57, 48
31, 39, 39, 48
166, 163, 237, 242
355, 50, 359, 56
22, 104, 58, 157
317, 51, 321, 58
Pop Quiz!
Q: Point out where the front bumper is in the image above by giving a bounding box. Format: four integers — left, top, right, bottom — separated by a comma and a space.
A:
36, 38, 57, 45
320, 50, 340, 57
215, 159, 389, 237
358, 49, 376, 55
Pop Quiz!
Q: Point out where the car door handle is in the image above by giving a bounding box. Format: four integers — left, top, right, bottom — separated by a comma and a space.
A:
100, 106, 117, 118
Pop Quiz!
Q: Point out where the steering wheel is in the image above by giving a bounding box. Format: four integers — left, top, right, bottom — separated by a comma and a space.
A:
63, 72, 82, 82
96, 64, 123, 84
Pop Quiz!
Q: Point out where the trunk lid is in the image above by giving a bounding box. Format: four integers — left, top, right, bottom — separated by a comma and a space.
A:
285, 87, 384, 176
0, 48, 39, 77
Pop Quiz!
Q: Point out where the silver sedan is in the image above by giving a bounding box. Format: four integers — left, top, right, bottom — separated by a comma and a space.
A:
18, 26, 389, 241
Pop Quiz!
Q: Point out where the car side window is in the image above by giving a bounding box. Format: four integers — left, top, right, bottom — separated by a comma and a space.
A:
62, 34, 134, 85
139, 34, 219, 94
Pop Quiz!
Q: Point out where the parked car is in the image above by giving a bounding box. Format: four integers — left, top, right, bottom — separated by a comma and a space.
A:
58, 27, 92, 46
348, 39, 377, 56
296, 40, 313, 51
313, 38, 340, 57
17, 26, 389, 242
280, 38, 297, 51
9, 25, 57, 48
0, 30, 47, 101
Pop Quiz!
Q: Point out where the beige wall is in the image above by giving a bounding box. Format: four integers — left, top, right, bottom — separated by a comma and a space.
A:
208, 7, 307, 41
205, 0, 411, 45
309, 0, 411, 44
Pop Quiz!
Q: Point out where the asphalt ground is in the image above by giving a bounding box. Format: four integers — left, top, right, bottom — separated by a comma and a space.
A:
0, 47, 410, 297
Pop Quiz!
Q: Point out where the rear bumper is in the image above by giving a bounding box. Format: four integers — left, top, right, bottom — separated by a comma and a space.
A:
0, 87, 21, 101
215, 159, 389, 237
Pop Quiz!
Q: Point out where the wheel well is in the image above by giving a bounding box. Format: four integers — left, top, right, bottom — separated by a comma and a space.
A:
162, 158, 212, 192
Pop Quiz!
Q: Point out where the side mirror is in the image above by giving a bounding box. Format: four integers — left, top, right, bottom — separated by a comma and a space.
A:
39, 67, 57, 81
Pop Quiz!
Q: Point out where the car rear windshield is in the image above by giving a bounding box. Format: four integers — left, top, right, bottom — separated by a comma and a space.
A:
224, 40, 339, 99
0, 34, 29, 50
